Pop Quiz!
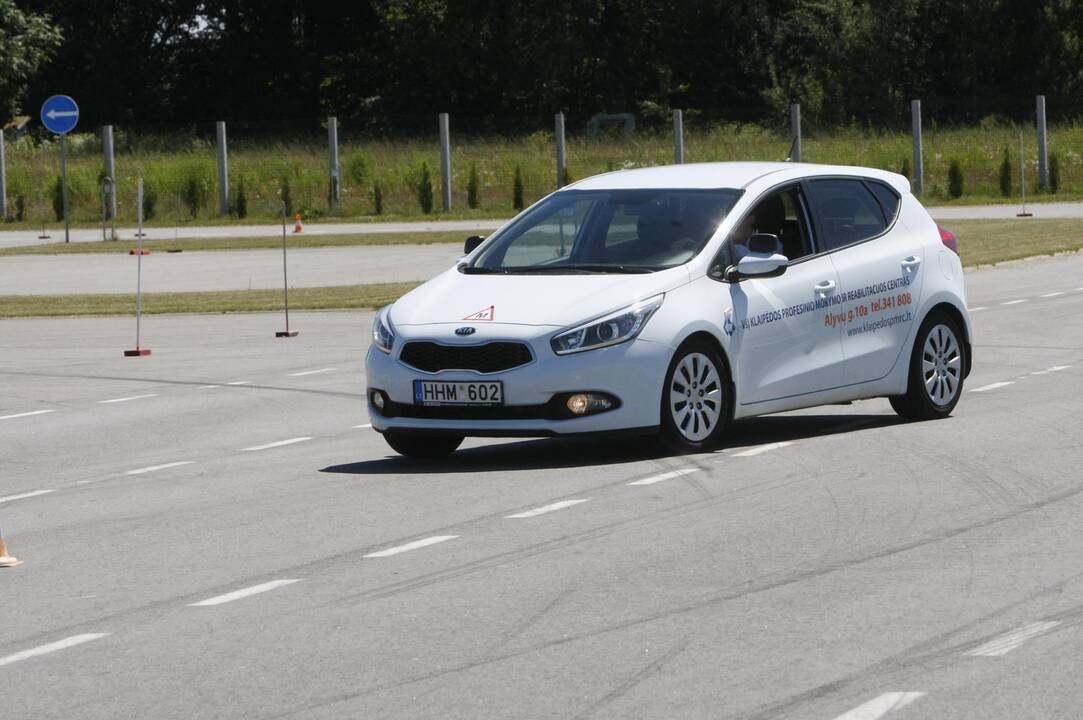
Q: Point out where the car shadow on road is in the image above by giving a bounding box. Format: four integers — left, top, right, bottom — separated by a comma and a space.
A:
321, 410, 907, 475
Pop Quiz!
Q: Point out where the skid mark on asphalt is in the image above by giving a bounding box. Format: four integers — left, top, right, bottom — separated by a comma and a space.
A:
0, 633, 109, 667
189, 579, 301, 607
506, 499, 591, 519
965, 620, 1060, 657
831, 692, 925, 720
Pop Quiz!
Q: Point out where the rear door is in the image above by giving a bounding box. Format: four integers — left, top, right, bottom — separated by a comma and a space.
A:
804, 178, 925, 386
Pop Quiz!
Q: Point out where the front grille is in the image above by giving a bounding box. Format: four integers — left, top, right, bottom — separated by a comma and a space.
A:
399, 341, 533, 374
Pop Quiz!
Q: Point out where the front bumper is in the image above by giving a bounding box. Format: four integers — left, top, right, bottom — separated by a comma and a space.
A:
365, 326, 672, 437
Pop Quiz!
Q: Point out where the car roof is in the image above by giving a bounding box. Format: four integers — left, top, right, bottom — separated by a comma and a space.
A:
566, 161, 911, 195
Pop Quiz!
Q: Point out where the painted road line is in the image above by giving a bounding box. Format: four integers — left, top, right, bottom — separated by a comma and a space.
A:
0, 489, 57, 505
125, 461, 195, 476
241, 437, 312, 452
226, 381, 251, 385
0, 634, 109, 668
353, 423, 372, 429
971, 381, 1014, 393
197, 384, 221, 389
968, 306, 987, 312
966, 621, 1060, 657
732, 441, 793, 457
189, 579, 301, 607
627, 468, 702, 486
831, 692, 926, 720
1041, 292, 1065, 298
0, 409, 56, 421
1001, 299, 1029, 306
364, 535, 459, 558
288, 368, 337, 377
1031, 365, 1071, 376
506, 498, 591, 519
97, 393, 159, 404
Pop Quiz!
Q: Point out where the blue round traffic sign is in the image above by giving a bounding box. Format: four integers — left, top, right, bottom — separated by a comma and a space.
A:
40, 95, 79, 135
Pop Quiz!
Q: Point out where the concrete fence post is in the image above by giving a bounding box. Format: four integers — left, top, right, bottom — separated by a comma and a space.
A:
216, 121, 229, 215
673, 109, 685, 164
0, 129, 6, 221
555, 112, 567, 186
790, 103, 802, 162
102, 124, 117, 220
911, 100, 924, 195
328, 115, 340, 207
1036, 95, 1048, 190
439, 113, 451, 211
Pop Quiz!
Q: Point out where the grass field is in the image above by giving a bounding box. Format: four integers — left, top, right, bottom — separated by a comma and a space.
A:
2, 121, 1081, 228
1, 219, 1079, 318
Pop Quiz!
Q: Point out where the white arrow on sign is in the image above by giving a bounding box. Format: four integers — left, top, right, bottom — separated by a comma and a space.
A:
46, 109, 78, 119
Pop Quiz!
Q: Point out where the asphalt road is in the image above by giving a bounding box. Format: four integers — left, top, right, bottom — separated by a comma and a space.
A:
2, 254, 1082, 719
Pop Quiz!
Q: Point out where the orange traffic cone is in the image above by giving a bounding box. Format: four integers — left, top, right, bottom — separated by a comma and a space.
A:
0, 527, 21, 567
293, 213, 303, 234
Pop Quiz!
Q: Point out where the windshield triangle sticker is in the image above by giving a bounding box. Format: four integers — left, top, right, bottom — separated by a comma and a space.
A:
463, 305, 495, 321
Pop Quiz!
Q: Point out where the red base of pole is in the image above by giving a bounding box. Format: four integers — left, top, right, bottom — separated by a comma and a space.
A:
123, 348, 152, 356
275, 331, 299, 338
129, 248, 150, 255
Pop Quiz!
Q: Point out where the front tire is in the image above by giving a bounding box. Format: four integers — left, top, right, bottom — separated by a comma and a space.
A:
890, 310, 966, 420
659, 339, 732, 453
383, 431, 464, 459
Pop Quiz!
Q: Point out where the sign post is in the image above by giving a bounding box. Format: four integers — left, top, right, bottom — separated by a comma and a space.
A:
124, 176, 152, 357
276, 201, 298, 338
40, 95, 80, 244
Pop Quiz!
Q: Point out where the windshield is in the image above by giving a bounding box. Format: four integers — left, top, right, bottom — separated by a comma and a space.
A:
467, 188, 741, 274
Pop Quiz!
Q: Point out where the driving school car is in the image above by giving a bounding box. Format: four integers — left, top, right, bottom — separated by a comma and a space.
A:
365, 161, 972, 459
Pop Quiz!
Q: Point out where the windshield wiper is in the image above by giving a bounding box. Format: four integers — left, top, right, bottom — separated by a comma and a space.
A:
459, 265, 509, 274
500, 264, 655, 274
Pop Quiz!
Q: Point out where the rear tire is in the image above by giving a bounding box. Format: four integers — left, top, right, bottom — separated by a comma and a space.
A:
890, 310, 966, 420
383, 432, 464, 459
659, 338, 732, 453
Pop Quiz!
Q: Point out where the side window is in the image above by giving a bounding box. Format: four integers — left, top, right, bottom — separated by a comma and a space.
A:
866, 181, 901, 222
805, 179, 888, 251
725, 187, 814, 263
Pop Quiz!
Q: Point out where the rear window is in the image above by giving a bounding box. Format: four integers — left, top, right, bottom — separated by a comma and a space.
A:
806, 179, 888, 251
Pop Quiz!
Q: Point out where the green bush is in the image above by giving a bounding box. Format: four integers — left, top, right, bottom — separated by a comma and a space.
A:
1049, 151, 1060, 194
900, 157, 911, 181
416, 162, 434, 214
180, 172, 210, 218
512, 165, 524, 210
14, 194, 25, 222
467, 163, 479, 209
142, 183, 157, 221
999, 147, 1012, 197
372, 181, 383, 215
947, 159, 964, 198
235, 176, 248, 218
345, 153, 368, 187
50, 176, 64, 220
280, 176, 292, 216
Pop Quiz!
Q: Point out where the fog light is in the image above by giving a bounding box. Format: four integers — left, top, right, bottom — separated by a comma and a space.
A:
565, 392, 615, 416
372, 391, 385, 411
567, 393, 589, 415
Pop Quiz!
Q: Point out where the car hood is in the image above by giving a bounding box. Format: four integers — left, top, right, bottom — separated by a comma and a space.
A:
390, 265, 691, 328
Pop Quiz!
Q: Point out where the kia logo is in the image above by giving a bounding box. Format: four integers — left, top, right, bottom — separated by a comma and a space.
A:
455, 326, 476, 336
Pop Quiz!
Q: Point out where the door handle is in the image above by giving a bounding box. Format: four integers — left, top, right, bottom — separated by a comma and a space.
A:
814, 280, 836, 294
901, 256, 922, 270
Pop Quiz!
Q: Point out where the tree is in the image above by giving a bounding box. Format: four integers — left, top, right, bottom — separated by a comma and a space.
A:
0, 0, 61, 120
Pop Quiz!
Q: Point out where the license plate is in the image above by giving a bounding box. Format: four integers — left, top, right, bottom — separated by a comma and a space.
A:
413, 380, 504, 406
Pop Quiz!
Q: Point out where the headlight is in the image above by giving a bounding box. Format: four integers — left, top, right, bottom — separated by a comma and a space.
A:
372, 307, 395, 353
551, 295, 664, 355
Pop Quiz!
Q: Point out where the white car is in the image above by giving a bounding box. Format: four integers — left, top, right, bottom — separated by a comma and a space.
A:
366, 162, 971, 459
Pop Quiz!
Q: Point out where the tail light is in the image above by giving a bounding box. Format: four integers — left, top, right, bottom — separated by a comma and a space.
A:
938, 225, 958, 255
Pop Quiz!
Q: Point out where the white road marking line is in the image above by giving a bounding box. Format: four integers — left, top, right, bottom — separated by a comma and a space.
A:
188, 579, 301, 607
732, 441, 793, 457
506, 498, 591, 519
627, 468, 702, 486
353, 423, 372, 429
197, 384, 221, 389
966, 621, 1060, 657
97, 393, 159, 404
971, 381, 1014, 392
125, 461, 195, 475
288, 368, 337, 377
1041, 292, 1065, 298
364, 535, 459, 558
831, 692, 926, 720
0, 489, 57, 505
226, 381, 251, 385
0, 634, 109, 667
0, 409, 56, 421
241, 437, 312, 452
1031, 364, 1070, 376
968, 306, 987, 312
1001, 299, 1028, 306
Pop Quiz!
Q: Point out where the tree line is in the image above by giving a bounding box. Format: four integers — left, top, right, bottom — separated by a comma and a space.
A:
4, 0, 1083, 132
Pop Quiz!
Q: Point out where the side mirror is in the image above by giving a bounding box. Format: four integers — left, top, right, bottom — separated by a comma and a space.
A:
464, 235, 485, 254
727, 252, 789, 281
